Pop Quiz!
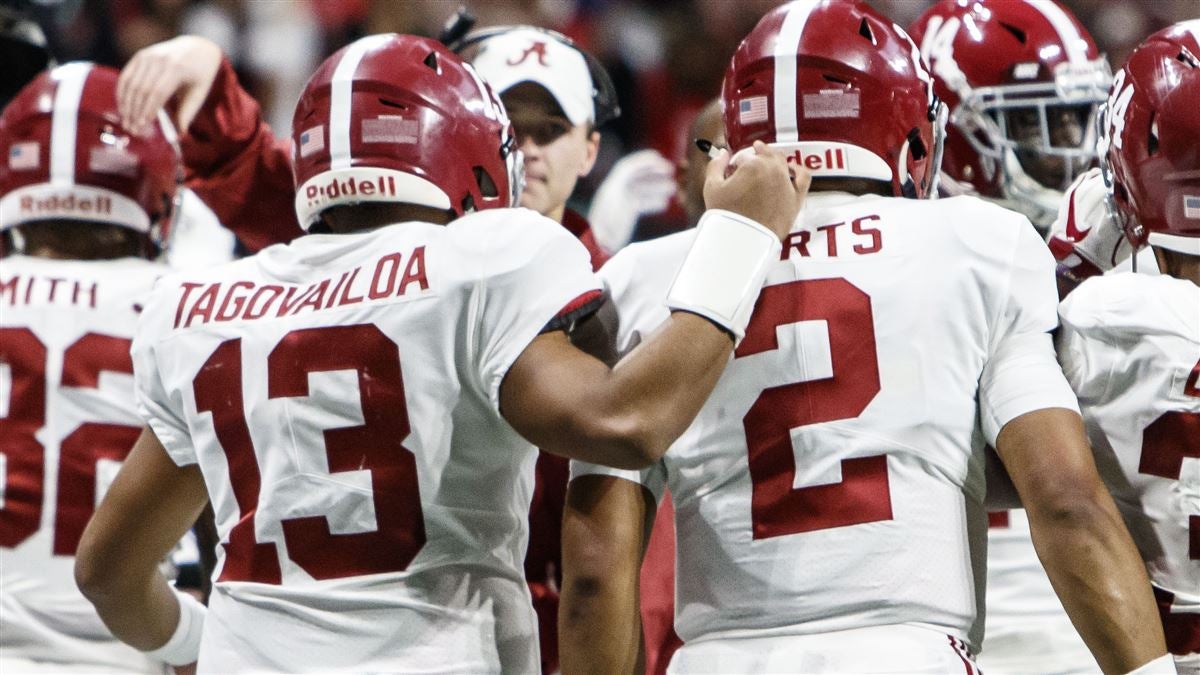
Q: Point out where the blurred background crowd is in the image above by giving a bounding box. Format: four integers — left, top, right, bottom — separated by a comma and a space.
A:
15, 0, 1200, 211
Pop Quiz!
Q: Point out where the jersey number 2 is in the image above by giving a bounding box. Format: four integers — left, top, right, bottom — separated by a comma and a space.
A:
193, 324, 425, 584
735, 278, 892, 539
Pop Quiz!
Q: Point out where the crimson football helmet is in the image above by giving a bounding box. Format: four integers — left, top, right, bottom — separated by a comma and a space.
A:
909, 0, 1111, 226
0, 62, 181, 252
723, 0, 945, 199
1101, 20, 1200, 255
292, 34, 523, 230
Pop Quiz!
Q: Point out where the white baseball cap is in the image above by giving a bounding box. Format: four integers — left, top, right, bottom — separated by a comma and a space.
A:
471, 28, 595, 127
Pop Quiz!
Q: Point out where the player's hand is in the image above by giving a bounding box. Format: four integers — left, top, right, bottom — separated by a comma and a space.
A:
118, 35, 224, 137
703, 141, 810, 241
171, 662, 197, 675
1046, 168, 1131, 283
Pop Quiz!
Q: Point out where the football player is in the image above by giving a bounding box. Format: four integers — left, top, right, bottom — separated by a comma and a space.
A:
1056, 22, 1200, 674
908, 3, 1115, 670
0, 63, 181, 673
73, 34, 808, 672
559, 2, 1167, 673
909, 0, 1111, 232
1048, 20, 1200, 294
109, 33, 622, 672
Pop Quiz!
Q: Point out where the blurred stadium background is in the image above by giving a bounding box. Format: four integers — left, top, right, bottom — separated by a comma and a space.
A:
16, 0, 1198, 209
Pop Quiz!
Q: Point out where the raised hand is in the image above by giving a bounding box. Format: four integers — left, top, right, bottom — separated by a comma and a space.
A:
117, 36, 224, 137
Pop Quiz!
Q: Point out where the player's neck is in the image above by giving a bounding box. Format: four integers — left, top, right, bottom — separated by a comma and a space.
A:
318, 203, 455, 233
1152, 246, 1200, 285
17, 222, 147, 260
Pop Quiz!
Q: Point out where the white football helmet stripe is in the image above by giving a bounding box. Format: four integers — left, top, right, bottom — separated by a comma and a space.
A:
772, 0, 819, 144
1029, 0, 1089, 65
329, 34, 393, 171
49, 62, 92, 186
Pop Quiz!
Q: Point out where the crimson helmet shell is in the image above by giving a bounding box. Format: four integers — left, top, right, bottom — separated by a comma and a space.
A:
722, 0, 944, 199
909, 0, 1110, 202
291, 34, 522, 230
1101, 21, 1200, 254
0, 62, 180, 251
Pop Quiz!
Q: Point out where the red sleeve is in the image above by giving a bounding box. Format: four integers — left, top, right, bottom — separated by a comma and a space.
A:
560, 209, 610, 270
641, 493, 681, 675
525, 452, 570, 673
577, 228, 610, 271
181, 58, 302, 252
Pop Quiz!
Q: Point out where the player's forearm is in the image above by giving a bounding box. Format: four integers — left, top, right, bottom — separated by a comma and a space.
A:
598, 311, 733, 460
559, 572, 643, 674
1028, 489, 1167, 674
559, 478, 649, 674
515, 313, 732, 469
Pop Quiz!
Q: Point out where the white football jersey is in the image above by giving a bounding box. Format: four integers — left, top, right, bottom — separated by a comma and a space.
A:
1058, 271, 1200, 662
132, 208, 600, 673
0, 254, 165, 672
573, 193, 1080, 652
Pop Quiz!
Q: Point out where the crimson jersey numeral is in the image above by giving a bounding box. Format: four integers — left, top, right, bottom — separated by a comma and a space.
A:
192, 324, 425, 584
0, 328, 48, 547
1138, 356, 1200, 560
0, 330, 138, 554
734, 278, 891, 539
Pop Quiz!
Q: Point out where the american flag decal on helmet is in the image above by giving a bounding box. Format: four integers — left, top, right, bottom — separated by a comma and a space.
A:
9, 141, 39, 170
1185, 195, 1200, 219
739, 96, 769, 124
299, 126, 325, 157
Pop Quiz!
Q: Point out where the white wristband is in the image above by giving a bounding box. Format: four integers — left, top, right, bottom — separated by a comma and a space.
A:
1125, 653, 1177, 675
142, 590, 206, 666
666, 209, 781, 344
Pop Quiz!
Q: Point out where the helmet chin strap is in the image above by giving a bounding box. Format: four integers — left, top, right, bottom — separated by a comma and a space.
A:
999, 148, 1061, 231
926, 102, 949, 198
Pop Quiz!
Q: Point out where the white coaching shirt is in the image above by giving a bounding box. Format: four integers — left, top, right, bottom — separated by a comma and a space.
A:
132, 208, 600, 674
1058, 271, 1200, 664
0, 255, 165, 673
573, 193, 1080, 654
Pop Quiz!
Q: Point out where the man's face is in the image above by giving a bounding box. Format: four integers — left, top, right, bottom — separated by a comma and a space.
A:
502, 84, 598, 221
1005, 104, 1092, 190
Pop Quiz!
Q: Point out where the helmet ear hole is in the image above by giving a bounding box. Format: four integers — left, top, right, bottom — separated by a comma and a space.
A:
1147, 116, 1159, 155
473, 166, 498, 198
423, 51, 440, 73
858, 18, 876, 45
906, 128, 927, 160
998, 22, 1027, 44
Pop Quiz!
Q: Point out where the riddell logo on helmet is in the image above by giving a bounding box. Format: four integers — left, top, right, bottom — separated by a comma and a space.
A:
785, 148, 847, 171
305, 175, 397, 205
19, 193, 113, 216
